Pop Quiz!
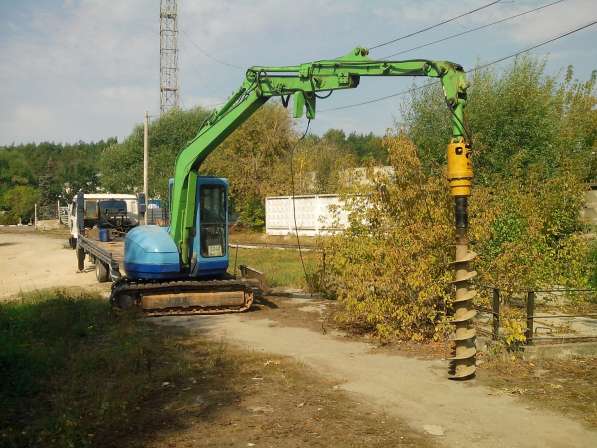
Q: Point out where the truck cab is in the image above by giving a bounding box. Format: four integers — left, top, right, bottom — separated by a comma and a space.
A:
68, 193, 140, 248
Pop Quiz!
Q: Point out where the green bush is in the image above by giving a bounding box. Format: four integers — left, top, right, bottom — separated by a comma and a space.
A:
470, 171, 592, 292
320, 57, 596, 340
238, 196, 266, 230
589, 241, 597, 290
1, 185, 39, 224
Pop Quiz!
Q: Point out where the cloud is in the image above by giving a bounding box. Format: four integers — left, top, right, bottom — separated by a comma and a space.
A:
0, 104, 56, 144
0, 0, 158, 144
0, 0, 595, 145
504, 0, 597, 43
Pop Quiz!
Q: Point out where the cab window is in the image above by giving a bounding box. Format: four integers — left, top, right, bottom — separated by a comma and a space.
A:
199, 186, 226, 258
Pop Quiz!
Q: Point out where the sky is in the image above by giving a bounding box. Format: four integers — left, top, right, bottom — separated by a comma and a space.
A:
0, 0, 596, 145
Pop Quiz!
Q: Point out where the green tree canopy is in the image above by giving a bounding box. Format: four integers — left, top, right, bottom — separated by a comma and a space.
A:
311, 129, 387, 164
1, 186, 40, 224
100, 107, 212, 201
0, 139, 114, 223
404, 56, 596, 183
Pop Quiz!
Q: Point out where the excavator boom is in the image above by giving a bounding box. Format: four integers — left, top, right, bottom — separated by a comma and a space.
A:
170, 47, 469, 264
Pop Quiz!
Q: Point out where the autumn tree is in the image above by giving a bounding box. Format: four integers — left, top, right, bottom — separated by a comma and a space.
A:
200, 104, 296, 227
321, 134, 453, 340
321, 57, 597, 340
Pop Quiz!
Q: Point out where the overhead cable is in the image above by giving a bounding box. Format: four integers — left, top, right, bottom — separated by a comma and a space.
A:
322, 19, 597, 112
468, 19, 597, 72
369, 1, 502, 50
382, 0, 566, 59
181, 29, 243, 69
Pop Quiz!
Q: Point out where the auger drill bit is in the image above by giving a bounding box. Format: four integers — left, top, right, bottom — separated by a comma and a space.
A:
447, 141, 476, 380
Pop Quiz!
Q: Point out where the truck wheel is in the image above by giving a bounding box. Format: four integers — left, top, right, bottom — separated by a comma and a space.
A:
96, 262, 110, 283
77, 247, 85, 272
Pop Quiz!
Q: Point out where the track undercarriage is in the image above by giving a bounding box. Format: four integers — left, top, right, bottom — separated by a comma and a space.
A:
110, 276, 257, 316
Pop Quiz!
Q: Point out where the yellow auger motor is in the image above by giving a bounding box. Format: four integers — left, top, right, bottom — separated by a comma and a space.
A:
447, 139, 477, 379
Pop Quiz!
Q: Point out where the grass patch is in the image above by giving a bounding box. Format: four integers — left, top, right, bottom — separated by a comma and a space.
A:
478, 355, 597, 428
229, 229, 318, 247
229, 247, 319, 289
1, 289, 431, 448
0, 289, 234, 447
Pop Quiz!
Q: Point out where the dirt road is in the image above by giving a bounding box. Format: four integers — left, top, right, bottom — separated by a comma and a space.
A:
3, 231, 596, 447
158, 305, 597, 448
0, 230, 101, 299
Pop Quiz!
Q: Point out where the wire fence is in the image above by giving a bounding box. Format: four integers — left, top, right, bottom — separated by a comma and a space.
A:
473, 284, 597, 345
146, 207, 169, 226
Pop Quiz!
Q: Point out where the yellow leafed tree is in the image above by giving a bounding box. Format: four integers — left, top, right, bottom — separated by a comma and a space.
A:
321, 133, 454, 340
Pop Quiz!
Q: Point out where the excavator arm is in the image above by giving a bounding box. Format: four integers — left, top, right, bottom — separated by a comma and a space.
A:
170, 47, 471, 263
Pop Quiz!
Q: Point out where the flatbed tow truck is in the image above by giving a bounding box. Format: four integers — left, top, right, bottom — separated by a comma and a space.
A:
70, 190, 139, 283
76, 233, 125, 283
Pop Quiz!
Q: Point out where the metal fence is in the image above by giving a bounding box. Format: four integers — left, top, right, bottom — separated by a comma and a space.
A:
474, 285, 597, 345
146, 207, 169, 226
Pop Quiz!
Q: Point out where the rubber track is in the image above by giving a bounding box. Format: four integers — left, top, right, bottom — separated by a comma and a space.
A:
110, 278, 254, 317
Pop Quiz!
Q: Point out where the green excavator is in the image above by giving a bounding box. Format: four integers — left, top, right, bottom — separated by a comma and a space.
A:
111, 47, 477, 379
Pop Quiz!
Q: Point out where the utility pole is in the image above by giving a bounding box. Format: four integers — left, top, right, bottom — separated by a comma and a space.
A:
143, 111, 149, 225
160, 0, 179, 114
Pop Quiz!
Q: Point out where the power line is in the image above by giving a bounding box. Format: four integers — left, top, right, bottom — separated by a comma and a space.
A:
181, 29, 244, 69
321, 19, 597, 113
320, 81, 437, 112
369, 1, 502, 50
468, 19, 597, 72
382, 0, 566, 59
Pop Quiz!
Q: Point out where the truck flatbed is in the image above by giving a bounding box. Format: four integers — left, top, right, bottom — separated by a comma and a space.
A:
76, 232, 257, 315
76, 234, 125, 282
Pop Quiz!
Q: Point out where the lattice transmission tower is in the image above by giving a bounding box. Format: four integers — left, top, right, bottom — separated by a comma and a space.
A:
160, 0, 179, 114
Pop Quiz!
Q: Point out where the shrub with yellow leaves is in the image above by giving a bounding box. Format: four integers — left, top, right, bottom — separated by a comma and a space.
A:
320, 133, 454, 341
320, 134, 594, 341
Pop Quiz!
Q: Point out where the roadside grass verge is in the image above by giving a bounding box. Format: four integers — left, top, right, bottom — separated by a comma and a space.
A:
228, 247, 319, 289
0, 289, 430, 447
478, 355, 597, 428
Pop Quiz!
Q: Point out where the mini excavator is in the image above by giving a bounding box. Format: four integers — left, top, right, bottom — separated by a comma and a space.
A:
110, 47, 477, 379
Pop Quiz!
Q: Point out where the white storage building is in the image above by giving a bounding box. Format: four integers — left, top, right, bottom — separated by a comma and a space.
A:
265, 194, 349, 236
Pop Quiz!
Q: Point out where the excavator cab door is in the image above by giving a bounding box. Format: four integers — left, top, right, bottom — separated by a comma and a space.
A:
191, 177, 229, 278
